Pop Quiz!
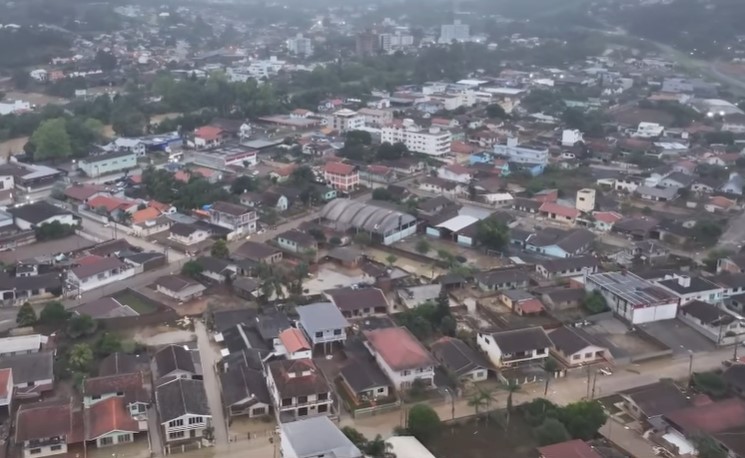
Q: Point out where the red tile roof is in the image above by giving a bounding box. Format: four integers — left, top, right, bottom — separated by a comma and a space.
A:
15, 400, 80, 443
665, 398, 745, 435
517, 298, 544, 314
279, 328, 311, 354
0, 368, 11, 398
132, 207, 160, 224
86, 396, 140, 440
325, 162, 356, 176
363, 327, 434, 371
444, 163, 472, 175
64, 184, 106, 201
709, 195, 736, 208
450, 141, 477, 155
538, 439, 601, 458
592, 211, 623, 224
539, 202, 580, 219
195, 125, 224, 141
88, 195, 137, 213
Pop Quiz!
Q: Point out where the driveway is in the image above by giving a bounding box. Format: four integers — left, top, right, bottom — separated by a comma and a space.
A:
194, 320, 229, 447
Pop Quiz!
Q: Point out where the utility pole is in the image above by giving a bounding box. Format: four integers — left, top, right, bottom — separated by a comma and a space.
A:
585, 365, 591, 399
591, 371, 599, 400
734, 334, 740, 362
688, 350, 694, 385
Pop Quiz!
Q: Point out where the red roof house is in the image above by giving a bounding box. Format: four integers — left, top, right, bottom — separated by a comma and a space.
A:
539, 202, 581, 223
538, 439, 601, 458
362, 327, 435, 390
278, 328, 311, 357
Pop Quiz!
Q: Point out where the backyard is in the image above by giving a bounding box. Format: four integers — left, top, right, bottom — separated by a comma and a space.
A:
428, 414, 538, 458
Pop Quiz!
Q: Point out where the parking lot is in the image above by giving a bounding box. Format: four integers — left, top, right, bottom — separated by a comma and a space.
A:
639, 319, 717, 354
583, 317, 670, 360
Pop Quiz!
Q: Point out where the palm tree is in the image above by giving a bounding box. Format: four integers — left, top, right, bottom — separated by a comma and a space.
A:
365, 435, 396, 458
467, 391, 487, 419
481, 388, 497, 425
543, 358, 559, 396
503, 379, 520, 429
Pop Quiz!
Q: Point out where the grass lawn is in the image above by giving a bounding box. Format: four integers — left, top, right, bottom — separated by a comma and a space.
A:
429, 414, 538, 458
111, 290, 160, 315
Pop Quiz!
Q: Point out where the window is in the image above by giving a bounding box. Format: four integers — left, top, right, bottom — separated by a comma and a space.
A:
100, 437, 114, 446
318, 404, 328, 413
572, 354, 581, 361
402, 370, 411, 376
297, 396, 308, 404
117, 434, 131, 443
315, 331, 323, 338
169, 419, 184, 428
282, 398, 293, 407
252, 407, 266, 416
317, 393, 328, 401
377, 388, 386, 393
536, 348, 546, 355
169, 431, 185, 440
188, 416, 202, 425
92, 395, 101, 400
584, 352, 593, 359
50, 445, 62, 452
333, 329, 342, 336
29, 449, 41, 455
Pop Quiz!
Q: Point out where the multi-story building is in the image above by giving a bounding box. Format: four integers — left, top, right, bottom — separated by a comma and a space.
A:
358, 108, 393, 127
280, 416, 362, 458
329, 109, 365, 132
476, 327, 552, 368
379, 31, 415, 52
78, 151, 137, 178
575, 188, 596, 213
156, 378, 211, 444
493, 137, 549, 166
208, 201, 258, 235
584, 271, 679, 324
287, 33, 313, 57
296, 302, 349, 347
323, 162, 359, 192
363, 327, 435, 390
439, 20, 470, 44
15, 400, 79, 458
266, 359, 333, 422
381, 124, 451, 157
355, 30, 379, 56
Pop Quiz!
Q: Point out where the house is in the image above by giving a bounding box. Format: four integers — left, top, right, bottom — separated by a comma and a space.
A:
656, 274, 724, 305
262, 190, 290, 212
584, 271, 678, 324
475, 268, 531, 291
8, 201, 76, 230
279, 416, 363, 458
535, 256, 600, 280
195, 256, 236, 283
541, 287, 586, 310
548, 327, 610, 368
233, 241, 283, 265
84, 396, 143, 448
718, 253, 745, 273
537, 440, 601, 458
209, 201, 258, 236
418, 177, 464, 198
663, 399, 745, 457
363, 327, 436, 390
169, 223, 210, 246
296, 302, 349, 347
592, 211, 623, 232
324, 162, 359, 192
83, 371, 150, 422
265, 358, 333, 422
430, 336, 492, 382
275, 230, 318, 255
721, 172, 745, 196
620, 381, 690, 430
218, 360, 271, 418
63, 184, 107, 204
539, 202, 580, 225
325, 287, 389, 318
156, 378, 211, 444
152, 345, 200, 385
154, 275, 206, 301
437, 163, 473, 184
339, 342, 393, 404
498, 290, 545, 316
476, 327, 552, 368
132, 215, 172, 237
79, 151, 137, 178
659, 171, 694, 189
678, 300, 745, 345
635, 185, 677, 202
524, 228, 595, 258
14, 400, 83, 458
396, 284, 442, 309
512, 197, 542, 214
0, 272, 62, 305
276, 328, 312, 360
68, 256, 134, 293
0, 368, 11, 414
194, 126, 226, 149
706, 195, 737, 213
99, 353, 149, 377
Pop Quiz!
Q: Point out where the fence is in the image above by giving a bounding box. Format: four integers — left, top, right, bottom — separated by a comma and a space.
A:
352, 400, 402, 419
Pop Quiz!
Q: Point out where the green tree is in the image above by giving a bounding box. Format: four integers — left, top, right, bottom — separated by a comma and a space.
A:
30, 118, 72, 161
486, 103, 507, 118
231, 176, 256, 194
385, 254, 398, 267
68, 343, 94, 373
67, 314, 98, 339
692, 372, 728, 398
16, 302, 37, 326
290, 165, 316, 185
211, 239, 229, 258
341, 427, 367, 450
35, 221, 76, 241
543, 358, 559, 396
475, 218, 509, 252
407, 404, 441, 444
364, 435, 393, 458
415, 239, 431, 255
95, 49, 118, 71
372, 188, 394, 201
524, 398, 560, 427
693, 220, 724, 246
582, 291, 608, 314
95, 333, 123, 357
468, 390, 488, 418
534, 418, 571, 446
39, 301, 70, 325
181, 260, 204, 278
693, 435, 727, 458
556, 400, 608, 440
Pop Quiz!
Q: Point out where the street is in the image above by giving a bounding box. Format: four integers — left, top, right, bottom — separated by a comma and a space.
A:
194, 320, 229, 447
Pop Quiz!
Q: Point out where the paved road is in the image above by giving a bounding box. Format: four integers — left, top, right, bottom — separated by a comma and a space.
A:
194, 320, 229, 447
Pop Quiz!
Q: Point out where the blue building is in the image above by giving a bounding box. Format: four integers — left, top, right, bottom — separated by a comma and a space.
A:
493, 138, 549, 175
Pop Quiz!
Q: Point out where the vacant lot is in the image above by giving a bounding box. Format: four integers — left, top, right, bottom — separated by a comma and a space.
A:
429, 414, 538, 458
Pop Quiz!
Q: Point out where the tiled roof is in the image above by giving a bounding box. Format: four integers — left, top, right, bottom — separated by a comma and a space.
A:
537, 439, 601, 458
279, 328, 311, 354
86, 396, 140, 439
195, 125, 224, 140
363, 327, 434, 371
324, 161, 356, 175
539, 202, 580, 219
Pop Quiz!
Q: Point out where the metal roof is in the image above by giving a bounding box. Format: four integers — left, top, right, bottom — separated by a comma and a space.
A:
321, 199, 416, 235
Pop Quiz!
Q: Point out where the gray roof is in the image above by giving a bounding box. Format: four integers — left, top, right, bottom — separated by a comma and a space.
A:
153, 345, 196, 380
219, 364, 271, 407
430, 337, 492, 377
296, 302, 349, 334
621, 381, 690, 418
636, 185, 678, 200
0, 351, 54, 384
8, 201, 71, 225
339, 358, 391, 393
73, 297, 138, 319
280, 416, 362, 458
487, 327, 552, 354
321, 199, 416, 235
155, 378, 210, 422
548, 327, 599, 356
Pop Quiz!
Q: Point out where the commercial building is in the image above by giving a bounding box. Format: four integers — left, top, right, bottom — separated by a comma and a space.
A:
287, 33, 313, 57
439, 20, 470, 44
78, 151, 137, 178
186, 144, 257, 170
381, 123, 451, 157
323, 162, 359, 193
320, 199, 417, 245
584, 271, 678, 324
328, 109, 364, 132
493, 138, 549, 166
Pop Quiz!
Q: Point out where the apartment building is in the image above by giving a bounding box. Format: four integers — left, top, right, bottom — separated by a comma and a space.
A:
381, 124, 451, 157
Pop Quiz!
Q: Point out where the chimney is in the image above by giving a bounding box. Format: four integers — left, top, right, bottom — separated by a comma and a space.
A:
677, 275, 691, 288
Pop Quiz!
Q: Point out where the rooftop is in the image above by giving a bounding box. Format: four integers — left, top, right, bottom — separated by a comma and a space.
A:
363, 327, 434, 371
586, 271, 676, 307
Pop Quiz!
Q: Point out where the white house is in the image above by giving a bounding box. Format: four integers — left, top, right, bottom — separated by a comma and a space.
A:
68, 256, 135, 293
15, 401, 78, 458
678, 300, 745, 346
0, 334, 47, 357
635, 122, 664, 138
8, 201, 76, 231
0, 368, 12, 413
548, 327, 611, 368
168, 223, 210, 246
296, 303, 349, 347
154, 275, 206, 302
561, 129, 583, 146
156, 378, 211, 444
276, 328, 312, 360
476, 327, 552, 368
656, 275, 725, 305
584, 271, 679, 324
363, 327, 436, 391
437, 163, 473, 184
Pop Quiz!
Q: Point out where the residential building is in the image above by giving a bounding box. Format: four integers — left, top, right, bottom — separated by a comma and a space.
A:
78, 151, 137, 178
678, 300, 745, 345
266, 358, 333, 422
635, 185, 677, 202
168, 223, 210, 246
193, 126, 226, 149
339, 340, 393, 404
323, 162, 359, 192
296, 302, 349, 347
194, 256, 236, 284
0, 368, 11, 413
329, 109, 364, 132
522, 227, 595, 258
0, 351, 54, 399
584, 271, 678, 324
208, 201, 258, 235
233, 241, 283, 268
663, 399, 745, 457
498, 290, 545, 316
358, 108, 393, 126
437, 163, 473, 184
493, 138, 549, 166
325, 287, 389, 318
218, 359, 271, 418
276, 328, 312, 360
718, 253, 745, 273
439, 20, 470, 43
279, 416, 362, 458
575, 188, 596, 213
83, 371, 150, 422
286, 33, 313, 57
430, 336, 492, 382
538, 440, 601, 458
620, 382, 691, 430
156, 378, 211, 444
656, 275, 724, 304
67, 256, 134, 293
635, 122, 664, 138
539, 202, 580, 225
152, 345, 200, 385
535, 256, 600, 280
548, 327, 610, 368
15, 400, 82, 458
0, 334, 46, 357
84, 396, 143, 448
476, 327, 552, 368
154, 275, 206, 301
381, 124, 452, 157
475, 268, 531, 292
9, 201, 76, 230
363, 327, 435, 390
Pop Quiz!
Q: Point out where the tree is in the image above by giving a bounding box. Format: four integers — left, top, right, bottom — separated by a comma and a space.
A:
231, 176, 256, 194
693, 220, 724, 246
68, 343, 94, 373
543, 358, 559, 396
16, 302, 37, 326
468, 391, 488, 418
365, 435, 394, 458
354, 233, 372, 247
95, 333, 122, 357
407, 404, 441, 444
181, 260, 204, 278
581, 291, 608, 314
415, 239, 431, 255
95, 49, 118, 71
693, 435, 727, 458
556, 400, 608, 440
486, 103, 507, 119
385, 254, 398, 267
372, 188, 394, 202
341, 427, 367, 449
31, 118, 72, 161
290, 165, 316, 185
118, 211, 132, 225
692, 372, 728, 398
475, 218, 509, 252
67, 314, 98, 339
534, 418, 571, 446
39, 301, 70, 325
211, 239, 229, 258
524, 398, 559, 427
35, 221, 76, 241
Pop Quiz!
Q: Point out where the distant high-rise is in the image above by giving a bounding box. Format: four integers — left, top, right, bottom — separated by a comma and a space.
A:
355, 30, 379, 56
287, 33, 314, 57
439, 19, 470, 44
